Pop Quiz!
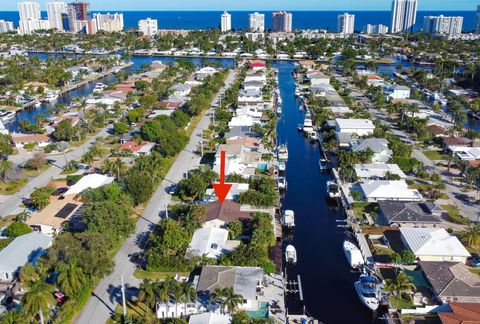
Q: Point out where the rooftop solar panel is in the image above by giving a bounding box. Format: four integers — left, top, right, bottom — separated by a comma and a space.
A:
55, 203, 78, 219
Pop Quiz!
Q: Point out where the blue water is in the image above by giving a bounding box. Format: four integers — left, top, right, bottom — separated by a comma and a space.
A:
0, 11, 477, 32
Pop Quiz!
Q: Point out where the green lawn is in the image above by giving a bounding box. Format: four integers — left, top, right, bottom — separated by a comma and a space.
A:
422, 150, 445, 160
352, 202, 379, 221
389, 295, 414, 310
441, 204, 470, 225
0, 178, 29, 195
133, 269, 190, 280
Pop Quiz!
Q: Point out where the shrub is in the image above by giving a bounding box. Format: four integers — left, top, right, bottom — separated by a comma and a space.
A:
66, 175, 83, 185
5, 222, 32, 237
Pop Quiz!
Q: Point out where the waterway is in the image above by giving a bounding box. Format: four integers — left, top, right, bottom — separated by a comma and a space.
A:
273, 60, 384, 323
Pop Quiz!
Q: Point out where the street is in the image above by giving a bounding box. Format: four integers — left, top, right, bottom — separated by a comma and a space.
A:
74, 70, 236, 324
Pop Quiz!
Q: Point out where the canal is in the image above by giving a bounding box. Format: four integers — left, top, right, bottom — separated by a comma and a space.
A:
273, 61, 382, 323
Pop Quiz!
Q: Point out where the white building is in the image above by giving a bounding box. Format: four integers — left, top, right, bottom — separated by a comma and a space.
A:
138, 18, 158, 36
249, 12, 265, 32
186, 227, 240, 260
272, 11, 292, 32
221, 10, 232, 33
385, 84, 411, 100
18, 1, 41, 21
0, 20, 15, 33
19, 19, 51, 35
92, 13, 124, 33
400, 228, 471, 264
354, 163, 406, 180
47, 2, 67, 31
335, 118, 375, 137
423, 15, 463, 35
337, 13, 355, 35
189, 313, 231, 324
245, 32, 264, 42
364, 24, 389, 34
391, 0, 418, 33
360, 180, 423, 202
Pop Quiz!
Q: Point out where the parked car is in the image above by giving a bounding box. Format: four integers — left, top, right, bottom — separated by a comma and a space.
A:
469, 253, 480, 268
54, 291, 67, 304
167, 184, 179, 195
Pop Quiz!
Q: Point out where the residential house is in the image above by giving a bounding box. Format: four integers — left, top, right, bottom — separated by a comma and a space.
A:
195, 266, 264, 311
244, 71, 267, 83
335, 119, 375, 145
438, 303, 480, 323
350, 138, 393, 164
385, 84, 411, 101
185, 227, 240, 260
224, 126, 260, 140
419, 261, 480, 303
0, 232, 53, 281
11, 133, 50, 148
203, 201, 251, 228
249, 60, 266, 71
401, 228, 470, 263
64, 174, 115, 196
243, 81, 264, 92
237, 89, 263, 105
226, 137, 262, 151
195, 67, 218, 81
189, 313, 231, 324
118, 141, 155, 156
159, 100, 183, 110
204, 183, 250, 202
307, 71, 330, 86
213, 144, 263, 177
378, 201, 443, 226
427, 124, 446, 138
359, 180, 423, 202
354, 163, 406, 180
171, 84, 192, 97
449, 146, 480, 166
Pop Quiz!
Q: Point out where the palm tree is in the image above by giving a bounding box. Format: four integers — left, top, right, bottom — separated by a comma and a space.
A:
182, 282, 197, 317
139, 279, 157, 310
22, 282, 55, 324
221, 287, 243, 315
0, 160, 12, 184
0, 310, 26, 324
56, 259, 87, 296
156, 280, 171, 305
461, 224, 480, 248
171, 281, 184, 317
385, 272, 416, 310
209, 288, 223, 312
19, 263, 40, 287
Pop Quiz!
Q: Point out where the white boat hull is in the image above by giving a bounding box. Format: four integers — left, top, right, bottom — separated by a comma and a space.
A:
354, 282, 379, 311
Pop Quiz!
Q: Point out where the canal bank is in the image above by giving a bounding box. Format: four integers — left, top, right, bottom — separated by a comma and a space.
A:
274, 60, 384, 323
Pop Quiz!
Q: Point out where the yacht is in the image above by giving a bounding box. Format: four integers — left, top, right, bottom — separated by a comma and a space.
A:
0, 110, 16, 122
277, 177, 287, 190
34, 101, 42, 108
93, 83, 106, 93
319, 158, 330, 171
44, 93, 59, 102
278, 161, 286, 173
309, 131, 319, 142
343, 240, 364, 268
276, 105, 282, 115
277, 144, 288, 162
354, 274, 380, 311
326, 181, 341, 199
285, 245, 297, 264
295, 88, 301, 97
281, 210, 295, 228
303, 114, 314, 133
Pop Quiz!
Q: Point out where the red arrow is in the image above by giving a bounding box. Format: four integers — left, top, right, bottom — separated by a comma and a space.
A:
213, 150, 232, 204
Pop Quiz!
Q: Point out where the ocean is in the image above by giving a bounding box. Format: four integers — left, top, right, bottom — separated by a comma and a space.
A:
0, 10, 477, 32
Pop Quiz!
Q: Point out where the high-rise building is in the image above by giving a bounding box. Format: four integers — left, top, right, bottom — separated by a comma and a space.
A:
249, 12, 265, 32
92, 13, 123, 33
364, 24, 389, 34
47, 2, 67, 31
476, 5, 480, 33
221, 10, 231, 32
67, 1, 89, 32
62, 13, 70, 31
423, 15, 463, 35
337, 13, 355, 34
0, 20, 15, 33
18, 2, 41, 21
272, 12, 292, 32
391, 0, 418, 33
138, 18, 158, 36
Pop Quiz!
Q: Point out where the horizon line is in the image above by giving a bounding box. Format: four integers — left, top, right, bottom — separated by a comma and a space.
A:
0, 9, 476, 12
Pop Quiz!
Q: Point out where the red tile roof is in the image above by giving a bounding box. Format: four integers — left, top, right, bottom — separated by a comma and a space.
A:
159, 101, 182, 109
439, 303, 480, 324
249, 60, 266, 68
118, 141, 152, 153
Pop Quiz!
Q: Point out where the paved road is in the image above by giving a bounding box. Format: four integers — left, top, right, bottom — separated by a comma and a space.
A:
0, 128, 111, 217
75, 70, 237, 324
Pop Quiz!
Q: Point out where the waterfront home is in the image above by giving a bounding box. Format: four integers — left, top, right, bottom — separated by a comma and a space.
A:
359, 180, 423, 202
226, 137, 262, 151
118, 141, 155, 156
0, 232, 53, 281
244, 71, 267, 84
156, 301, 206, 319
213, 144, 262, 177
441, 137, 472, 150
194, 66, 218, 80
366, 75, 385, 87
189, 313, 231, 324
449, 146, 480, 165
225, 126, 260, 140
307, 71, 330, 86
228, 115, 256, 127
401, 228, 470, 263
51, 115, 80, 127
354, 163, 406, 180
234, 106, 264, 119
418, 261, 480, 304
64, 174, 115, 196
335, 118, 375, 139
249, 60, 266, 71
203, 201, 251, 228
195, 266, 264, 311
185, 227, 240, 260
437, 303, 480, 323
27, 195, 83, 236
243, 80, 264, 92
377, 201, 443, 227
384, 84, 411, 101
171, 84, 192, 97
11, 133, 50, 148
350, 138, 393, 164
238, 89, 263, 105
427, 124, 446, 138
204, 183, 250, 202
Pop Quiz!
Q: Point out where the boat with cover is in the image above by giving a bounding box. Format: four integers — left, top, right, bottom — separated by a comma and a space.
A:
354, 274, 380, 311
326, 181, 341, 199
285, 244, 297, 264
277, 177, 287, 190
319, 158, 330, 170
282, 210, 295, 228
278, 161, 286, 173
343, 240, 364, 268
278, 144, 288, 162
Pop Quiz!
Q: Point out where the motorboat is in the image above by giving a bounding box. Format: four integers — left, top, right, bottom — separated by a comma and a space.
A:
285, 244, 297, 264
282, 210, 295, 228
327, 181, 341, 199
277, 177, 287, 190
277, 144, 288, 162
93, 82, 106, 93
276, 106, 282, 115
0, 110, 16, 122
297, 124, 303, 131
354, 274, 380, 311
44, 93, 59, 102
343, 240, 364, 268
309, 131, 319, 142
299, 104, 304, 112
278, 161, 286, 173
319, 158, 330, 171
34, 101, 42, 108
303, 116, 314, 133
295, 88, 301, 97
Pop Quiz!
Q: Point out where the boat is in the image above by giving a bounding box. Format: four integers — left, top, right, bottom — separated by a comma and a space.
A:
319, 158, 330, 171
327, 181, 341, 199
303, 115, 314, 134
44, 93, 59, 102
281, 210, 295, 228
309, 131, 319, 142
278, 161, 286, 173
343, 240, 365, 268
297, 124, 303, 131
93, 82, 106, 93
354, 274, 380, 311
276, 106, 282, 114
277, 96, 283, 105
34, 101, 42, 108
295, 88, 301, 97
0, 110, 16, 122
285, 244, 297, 264
277, 144, 288, 162
277, 177, 287, 190
299, 104, 304, 112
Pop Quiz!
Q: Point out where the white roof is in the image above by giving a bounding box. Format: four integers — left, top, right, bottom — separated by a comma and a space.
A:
354, 164, 406, 179
187, 227, 235, 259
450, 146, 480, 161
335, 118, 375, 130
400, 228, 471, 258
0, 232, 53, 273
360, 180, 423, 200
65, 174, 115, 196
189, 313, 231, 324
205, 183, 249, 202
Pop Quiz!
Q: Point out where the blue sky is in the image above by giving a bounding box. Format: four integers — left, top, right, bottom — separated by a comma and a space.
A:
2, 0, 478, 11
